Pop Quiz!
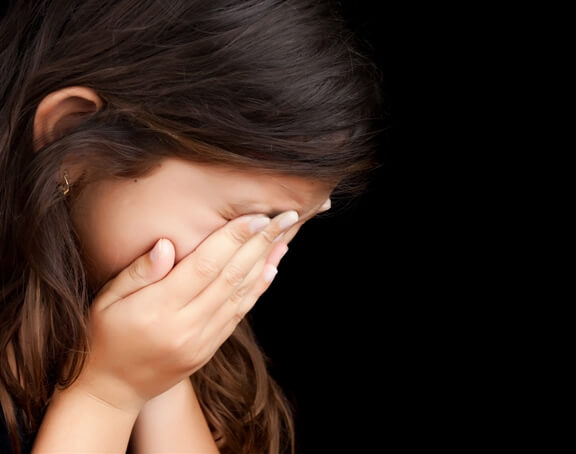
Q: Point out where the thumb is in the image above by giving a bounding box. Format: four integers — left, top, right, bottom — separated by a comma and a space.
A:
95, 238, 175, 310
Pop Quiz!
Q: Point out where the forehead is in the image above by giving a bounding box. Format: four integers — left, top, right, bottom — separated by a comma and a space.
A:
159, 158, 333, 217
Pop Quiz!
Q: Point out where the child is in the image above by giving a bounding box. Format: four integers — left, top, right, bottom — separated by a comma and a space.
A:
0, 0, 381, 452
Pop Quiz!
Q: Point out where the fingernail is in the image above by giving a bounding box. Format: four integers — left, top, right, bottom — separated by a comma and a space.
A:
268, 243, 289, 267
277, 211, 299, 230
277, 243, 289, 262
320, 198, 332, 212
250, 216, 271, 234
150, 239, 164, 262
263, 264, 278, 283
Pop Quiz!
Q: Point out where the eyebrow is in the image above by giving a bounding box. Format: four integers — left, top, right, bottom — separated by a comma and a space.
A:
229, 202, 322, 222
230, 204, 293, 219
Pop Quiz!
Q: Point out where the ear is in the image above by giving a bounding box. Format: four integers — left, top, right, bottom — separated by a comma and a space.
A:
33, 86, 103, 151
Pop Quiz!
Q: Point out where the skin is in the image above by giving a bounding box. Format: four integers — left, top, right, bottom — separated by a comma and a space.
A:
34, 159, 332, 453
31, 86, 334, 452
71, 158, 332, 289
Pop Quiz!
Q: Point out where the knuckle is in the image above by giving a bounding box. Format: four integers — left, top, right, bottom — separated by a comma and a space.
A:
195, 256, 221, 280
258, 228, 278, 244
222, 264, 246, 288
224, 223, 251, 245
128, 260, 147, 283
229, 284, 249, 304
232, 311, 245, 325
166, 334, 187, 353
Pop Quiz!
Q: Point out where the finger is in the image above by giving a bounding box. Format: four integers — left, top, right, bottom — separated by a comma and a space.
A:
273, 220, 303, 247
224, 243, 289, 324
181, 211, 298, 314
161, 211, 298, 310
149, 214, 269, 306
213, 226, 298, 324
220, 234, 292, 315
223, 237, 290, 306
202, 259, 283, 352
94, 238, 176, 310
194, 241, 286, 330
266, 241, 289, 267
180, 239, 292, 362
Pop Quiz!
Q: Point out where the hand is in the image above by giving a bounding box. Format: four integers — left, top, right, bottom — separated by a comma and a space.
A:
75, 211, 297, 413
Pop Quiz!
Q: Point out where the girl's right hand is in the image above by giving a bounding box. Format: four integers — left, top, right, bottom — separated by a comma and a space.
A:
74, 211, 297, 414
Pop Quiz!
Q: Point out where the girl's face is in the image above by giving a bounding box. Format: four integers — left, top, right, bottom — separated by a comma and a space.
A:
71, 158, 332, 288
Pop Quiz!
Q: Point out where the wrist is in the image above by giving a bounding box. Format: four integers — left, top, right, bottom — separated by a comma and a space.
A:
71, 368, 147, 417
33, 383, 141, 453
131, 378, 218, 453
139, 378, 193, 413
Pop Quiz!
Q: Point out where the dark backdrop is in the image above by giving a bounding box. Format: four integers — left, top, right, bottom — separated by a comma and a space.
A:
250, 2, 422, 452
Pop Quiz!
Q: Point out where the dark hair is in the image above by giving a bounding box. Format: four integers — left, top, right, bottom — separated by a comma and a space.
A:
0, 0, 381, 452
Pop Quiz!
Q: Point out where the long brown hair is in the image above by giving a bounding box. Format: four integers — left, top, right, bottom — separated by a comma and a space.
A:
0, 0, 381, 452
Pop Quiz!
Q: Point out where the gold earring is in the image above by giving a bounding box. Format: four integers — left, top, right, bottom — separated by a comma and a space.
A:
60, 171, 70, 196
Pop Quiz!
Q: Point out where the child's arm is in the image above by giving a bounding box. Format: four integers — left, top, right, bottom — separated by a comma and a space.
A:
129, 378, 219, 453
32, 381, 142, 453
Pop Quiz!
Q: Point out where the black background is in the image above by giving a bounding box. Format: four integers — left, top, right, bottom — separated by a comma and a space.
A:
251, 2, 428, 452
250, 3, 496, 451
